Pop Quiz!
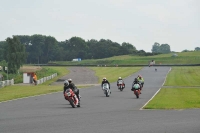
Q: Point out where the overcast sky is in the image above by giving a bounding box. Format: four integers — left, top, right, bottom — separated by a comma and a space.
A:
0, 0, 199, 52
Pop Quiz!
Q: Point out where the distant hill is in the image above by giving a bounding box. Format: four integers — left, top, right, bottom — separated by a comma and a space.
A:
49, 51, 200, 66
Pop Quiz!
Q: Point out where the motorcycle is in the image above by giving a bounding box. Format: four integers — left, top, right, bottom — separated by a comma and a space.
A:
102, 83, 111, 97
132, 83, 141, 98
64, 88, 80, 108
117, 80, 125, 91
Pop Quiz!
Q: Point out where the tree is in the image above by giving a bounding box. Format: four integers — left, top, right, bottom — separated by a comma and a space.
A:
122, 42, 137, 54
6, 36, 26, 74
182, 49, 190, 52
151, 42, 160, 53
152, 42, 171, 54
195, 47, 200, 51
0, 41, 7, 61
159, 44, 171, 53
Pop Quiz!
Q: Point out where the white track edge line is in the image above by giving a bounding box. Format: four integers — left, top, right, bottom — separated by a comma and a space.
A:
140, 67, 172, 110
0, 91, 62, 103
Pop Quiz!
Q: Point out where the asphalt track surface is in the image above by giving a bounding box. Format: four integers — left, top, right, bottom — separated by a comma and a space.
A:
0, 67, 200, 133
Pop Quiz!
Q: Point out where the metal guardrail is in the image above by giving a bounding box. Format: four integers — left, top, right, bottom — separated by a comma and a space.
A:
0, 79, 14, 89
36, 73, 57, 85
0, 73, 57, 88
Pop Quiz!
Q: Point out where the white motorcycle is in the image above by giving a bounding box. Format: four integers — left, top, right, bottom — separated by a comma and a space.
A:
102, 83, 111, 97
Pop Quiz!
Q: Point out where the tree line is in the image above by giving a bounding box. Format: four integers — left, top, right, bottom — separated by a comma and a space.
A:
0, 34, 198, 74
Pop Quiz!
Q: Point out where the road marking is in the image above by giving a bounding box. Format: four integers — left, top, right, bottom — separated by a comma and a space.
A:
140, 67, 172, 110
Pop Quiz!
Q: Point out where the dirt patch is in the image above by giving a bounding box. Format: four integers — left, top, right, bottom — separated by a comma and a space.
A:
51, 67, 99, 86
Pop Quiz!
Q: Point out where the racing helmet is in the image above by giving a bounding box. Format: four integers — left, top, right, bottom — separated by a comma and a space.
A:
103, 77, 106, 80
64, 80, 69, 86
68, 78, 72, 83
134, 78, 138, 82
118, 77, 122, 80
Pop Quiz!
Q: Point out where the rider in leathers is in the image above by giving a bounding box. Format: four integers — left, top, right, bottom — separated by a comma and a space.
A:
63, 79, 80, 101
131, 78, 140, 91
117, 77, 125, 88
137, 75, 144, 89
101, 77, 111, 91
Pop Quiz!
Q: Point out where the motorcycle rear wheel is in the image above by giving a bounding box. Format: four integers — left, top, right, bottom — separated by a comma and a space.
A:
135, 91, 139, 98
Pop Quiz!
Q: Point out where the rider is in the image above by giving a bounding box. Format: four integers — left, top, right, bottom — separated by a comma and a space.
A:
101, 77, 111, 90
131, 78, 141, 92
137, 75, 144, 89
63, 79, 80, 101
117, 77, 125, 88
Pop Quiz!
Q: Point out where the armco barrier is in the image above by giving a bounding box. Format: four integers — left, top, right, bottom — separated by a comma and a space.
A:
36, 73, 57, 85
0, 79, 14, 89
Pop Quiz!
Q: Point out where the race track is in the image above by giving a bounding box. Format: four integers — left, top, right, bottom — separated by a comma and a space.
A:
0, 66, 199, 133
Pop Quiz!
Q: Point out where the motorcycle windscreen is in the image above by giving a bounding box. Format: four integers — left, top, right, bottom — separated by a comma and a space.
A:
65, 89, 71, 96
118, 80, 123, 84
103, 83, 109, 89
133, 84, 140, 89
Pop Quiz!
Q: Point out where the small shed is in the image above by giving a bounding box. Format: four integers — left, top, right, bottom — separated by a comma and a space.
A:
20, 66, 41, 84
23, 72, 34, 83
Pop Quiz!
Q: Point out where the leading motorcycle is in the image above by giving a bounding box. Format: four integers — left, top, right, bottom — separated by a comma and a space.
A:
102, 83, 111, 97
64, 88, 80, 108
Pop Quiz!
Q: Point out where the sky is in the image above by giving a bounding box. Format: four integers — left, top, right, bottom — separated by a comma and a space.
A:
0, 0, 199, 52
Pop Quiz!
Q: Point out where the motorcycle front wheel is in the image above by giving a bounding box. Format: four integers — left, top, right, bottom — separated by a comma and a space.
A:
69, 99, 76, 108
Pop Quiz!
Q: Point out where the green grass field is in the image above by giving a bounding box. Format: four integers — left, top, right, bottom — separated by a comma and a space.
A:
164, 67, 200, 86
144, 88, 200, 109
54, 51, 200, 65
144, 66, 200, 109
89, 67, 142, 83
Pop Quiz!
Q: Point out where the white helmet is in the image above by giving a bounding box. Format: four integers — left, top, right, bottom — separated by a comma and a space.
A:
64, 80, 69, 86
118, 77, 122, 79
68, 78, 72, 82
103, 77, 106, 80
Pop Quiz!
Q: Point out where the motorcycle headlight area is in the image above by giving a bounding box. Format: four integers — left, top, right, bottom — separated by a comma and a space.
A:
66, 92, 71, 96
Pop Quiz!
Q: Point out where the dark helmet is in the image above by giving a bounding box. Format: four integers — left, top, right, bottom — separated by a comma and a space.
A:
134, 78, 138, 82
64, 80, 69, 86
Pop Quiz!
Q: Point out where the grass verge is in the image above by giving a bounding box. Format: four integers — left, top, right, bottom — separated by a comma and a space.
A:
89, 67, 142, 83
144, 88, 200, 109
164, 66, 200, 86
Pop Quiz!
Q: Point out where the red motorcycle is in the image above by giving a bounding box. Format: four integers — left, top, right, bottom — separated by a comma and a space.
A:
117, 80, 125, 91
132, 83, 141, 98
64, 88, 80, 108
